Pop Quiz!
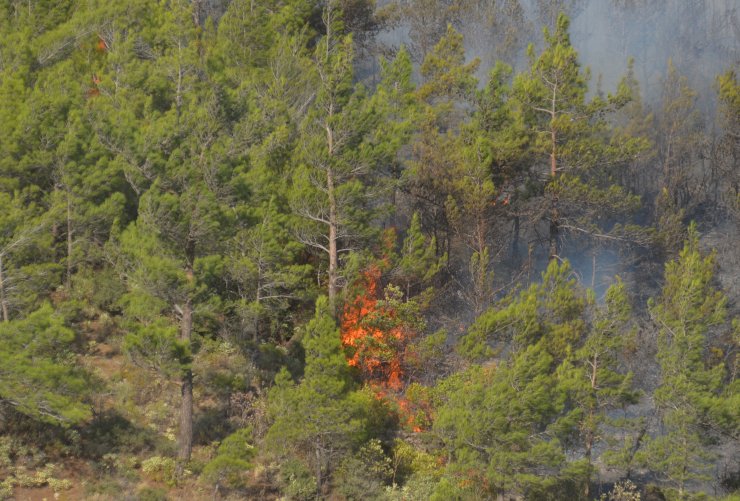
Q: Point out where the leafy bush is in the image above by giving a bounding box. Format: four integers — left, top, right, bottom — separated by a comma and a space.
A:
600, 480, 641, 501
201, 427, 255, 489
0, 480, 13, 501
334, 439, 393, 500
137, 486, 170, 501
278, 458, 316, 501
141, 456, 177, 486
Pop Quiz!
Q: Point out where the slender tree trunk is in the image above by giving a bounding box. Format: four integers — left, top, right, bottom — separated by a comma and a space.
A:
325, 89, 339, 313
315, 440, 323, 500
584, 411, 595, 499
178, 246, 195, 464
584, 439, 592, 499
591, 252, 597, 289
178, 295, 194, 464
66, 191, 73, 289
549, 93, 559, 261
584, 357, 600, 499
0, 254, 8, 322
327, 155, 338, 313
549, 198, 559, 260
327, 168, 338, 313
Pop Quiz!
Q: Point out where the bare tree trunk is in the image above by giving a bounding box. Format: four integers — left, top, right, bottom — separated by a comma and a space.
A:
0, 254, 8, 322
178, 295, 194, 464
549, 202, 559, 260
328, 166, 338, 313
315, 440, 323, 500
66, 191, 73, 289
584, 442, 592, 499
177, 299, 193, 463
591, 252, 597, 289
326, 96, 338, 313
549, 93, 559, 261
178, 247, 195, 465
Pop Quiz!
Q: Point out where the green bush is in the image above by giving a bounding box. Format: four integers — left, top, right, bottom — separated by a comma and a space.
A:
141, 456, 177, 486
137, 486, 170, 501
278, 458, 316, 501
201, 427, 255, 489
0, 479, 13, 501
334, 439, 392, 501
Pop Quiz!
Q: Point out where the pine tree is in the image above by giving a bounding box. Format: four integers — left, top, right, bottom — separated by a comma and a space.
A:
655, 61, 707, 248
290, 1, 385, 313
99, 0, 235, 464
433, 344, 569, 499
445, 260, 605, 499
394, 212, 445, 301
556, 279, 639, 497
0, 304, 91, 425
225, 199, 314, 345
713, 70, 739, 221
638, 225, 728, 499
445, 61, 528, 312
406, 25, 479, 262
0, 193, 52, 321
513, 13, 646, 259
266, 297, 371, 496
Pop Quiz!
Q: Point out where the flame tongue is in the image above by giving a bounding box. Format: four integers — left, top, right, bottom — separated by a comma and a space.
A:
340, 265, 405, 391
341, 265, 428, 431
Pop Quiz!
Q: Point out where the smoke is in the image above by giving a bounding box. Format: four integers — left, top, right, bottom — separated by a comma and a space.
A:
378, 0, 738, 112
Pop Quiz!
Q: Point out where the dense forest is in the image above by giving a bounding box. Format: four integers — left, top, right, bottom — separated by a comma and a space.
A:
0, 0, 738, 499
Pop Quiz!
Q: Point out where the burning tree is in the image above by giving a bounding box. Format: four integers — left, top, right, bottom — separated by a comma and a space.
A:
341, 265, 423, 391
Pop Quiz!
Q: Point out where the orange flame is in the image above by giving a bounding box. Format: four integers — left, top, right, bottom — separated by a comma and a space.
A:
341, 265, 410, 391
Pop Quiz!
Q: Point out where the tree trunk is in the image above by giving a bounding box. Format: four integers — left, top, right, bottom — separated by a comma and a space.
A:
549, 96, 559, 261
0, 254, 8, 322
178, 246, 196, 465
591, 252, 597, 289
178, 296, 194, 464
584, 421, 594, 499
326, 102, 338, 314
328, 167, 338, 314
315, 440, 323, 500
549, 199, 559, 260
512, 215, 520, 258
66, 191, 73, 289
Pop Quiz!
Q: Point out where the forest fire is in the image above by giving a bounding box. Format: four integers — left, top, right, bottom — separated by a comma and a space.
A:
341, 265, 410, 391
340, 265, 429, 431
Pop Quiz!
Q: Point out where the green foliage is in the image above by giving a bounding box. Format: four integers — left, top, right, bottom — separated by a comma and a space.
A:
600, 480, 642, 501
266, 297, 373, 491
137, 486, 170, 501
0, 304, 91, 425
407, 329, 448, 376
449, 259, 640, 498
141, 456, 178, 486
334, 439, 393, 500
202, 427, 255, 489
277, 457, 317, 501
459, 259, 586, 361
395, 212, 446, 299
418, 25, 479, 103
0, 457, 73, 500
639, 225, 732, 497
513, 13, 649, 255
433, 347, 567, 499
0, 3, 736, 500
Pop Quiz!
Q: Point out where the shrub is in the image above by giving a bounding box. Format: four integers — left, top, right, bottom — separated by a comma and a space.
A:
137, 486, 170, 501
334, 439, 393, 501
278, 458, 316, 501
141, 456, 177, 486
201, 427, 255, 489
